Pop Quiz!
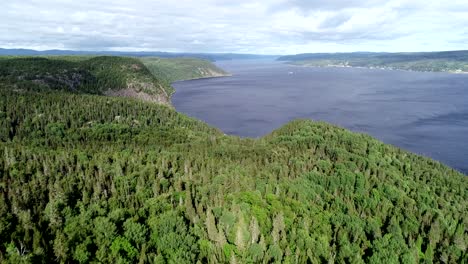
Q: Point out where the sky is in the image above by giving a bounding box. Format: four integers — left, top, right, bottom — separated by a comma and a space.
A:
1, 0, 467, 54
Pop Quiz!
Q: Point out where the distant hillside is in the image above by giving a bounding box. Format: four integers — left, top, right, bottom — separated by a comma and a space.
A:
0, 56, 466, 263
141, 57, 229, 83
0, 56, 230, 106
278, 51, 468, 73
0, 56, 173, 105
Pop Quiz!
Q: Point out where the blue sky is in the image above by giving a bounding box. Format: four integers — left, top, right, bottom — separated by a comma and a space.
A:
1, 0, 467, 54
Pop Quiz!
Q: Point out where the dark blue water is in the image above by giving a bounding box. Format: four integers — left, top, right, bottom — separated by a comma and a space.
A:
173, 60, 468, 174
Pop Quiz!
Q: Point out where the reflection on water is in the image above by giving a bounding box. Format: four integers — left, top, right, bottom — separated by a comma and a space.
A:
173, 60, 468, 174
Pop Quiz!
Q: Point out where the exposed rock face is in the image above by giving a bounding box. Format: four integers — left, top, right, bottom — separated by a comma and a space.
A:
196, 67, 231, 78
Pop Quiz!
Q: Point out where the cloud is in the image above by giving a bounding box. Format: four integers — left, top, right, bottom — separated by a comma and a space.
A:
319, 13, 352, 29
271, 0, 389, 12
0, 0, 467, 54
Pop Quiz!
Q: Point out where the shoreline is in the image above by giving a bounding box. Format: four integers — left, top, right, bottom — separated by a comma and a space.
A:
171, 73, 232, 83
287, 62, 468, 75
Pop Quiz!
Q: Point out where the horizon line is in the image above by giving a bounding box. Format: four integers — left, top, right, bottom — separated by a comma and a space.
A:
1, 47, 468, 56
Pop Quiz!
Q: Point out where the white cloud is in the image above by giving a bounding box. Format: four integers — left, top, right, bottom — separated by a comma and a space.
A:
0, 0, 467, 54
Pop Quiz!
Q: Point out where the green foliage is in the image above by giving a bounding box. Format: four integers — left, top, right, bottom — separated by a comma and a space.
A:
0, 57, 466, 263
110, 236, 138, 263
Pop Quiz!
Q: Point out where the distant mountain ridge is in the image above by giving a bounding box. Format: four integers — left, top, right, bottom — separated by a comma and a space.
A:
0, 48, 278, 61
278, 50, 468, 61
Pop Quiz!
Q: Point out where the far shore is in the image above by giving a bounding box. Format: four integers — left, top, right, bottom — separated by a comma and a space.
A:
286, 62, 468, 75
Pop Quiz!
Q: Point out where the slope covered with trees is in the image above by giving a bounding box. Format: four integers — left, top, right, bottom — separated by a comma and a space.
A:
0, 56, 173, 105
140, 57, 229, 83
0, 57, 467, 263
278, 51, 468, 73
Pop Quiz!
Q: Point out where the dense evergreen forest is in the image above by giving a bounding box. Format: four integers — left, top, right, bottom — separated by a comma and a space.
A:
278, 51, 468, 73
0, 56, 467, 263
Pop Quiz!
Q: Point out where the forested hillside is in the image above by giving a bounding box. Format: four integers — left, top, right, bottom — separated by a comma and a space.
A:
0, 57, 467, 263
278, 51, 468, 73
140, 57, 229, 83
0, 56, 173, 105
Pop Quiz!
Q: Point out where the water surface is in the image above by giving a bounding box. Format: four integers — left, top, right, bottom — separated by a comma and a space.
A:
173, 60, 468, 174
